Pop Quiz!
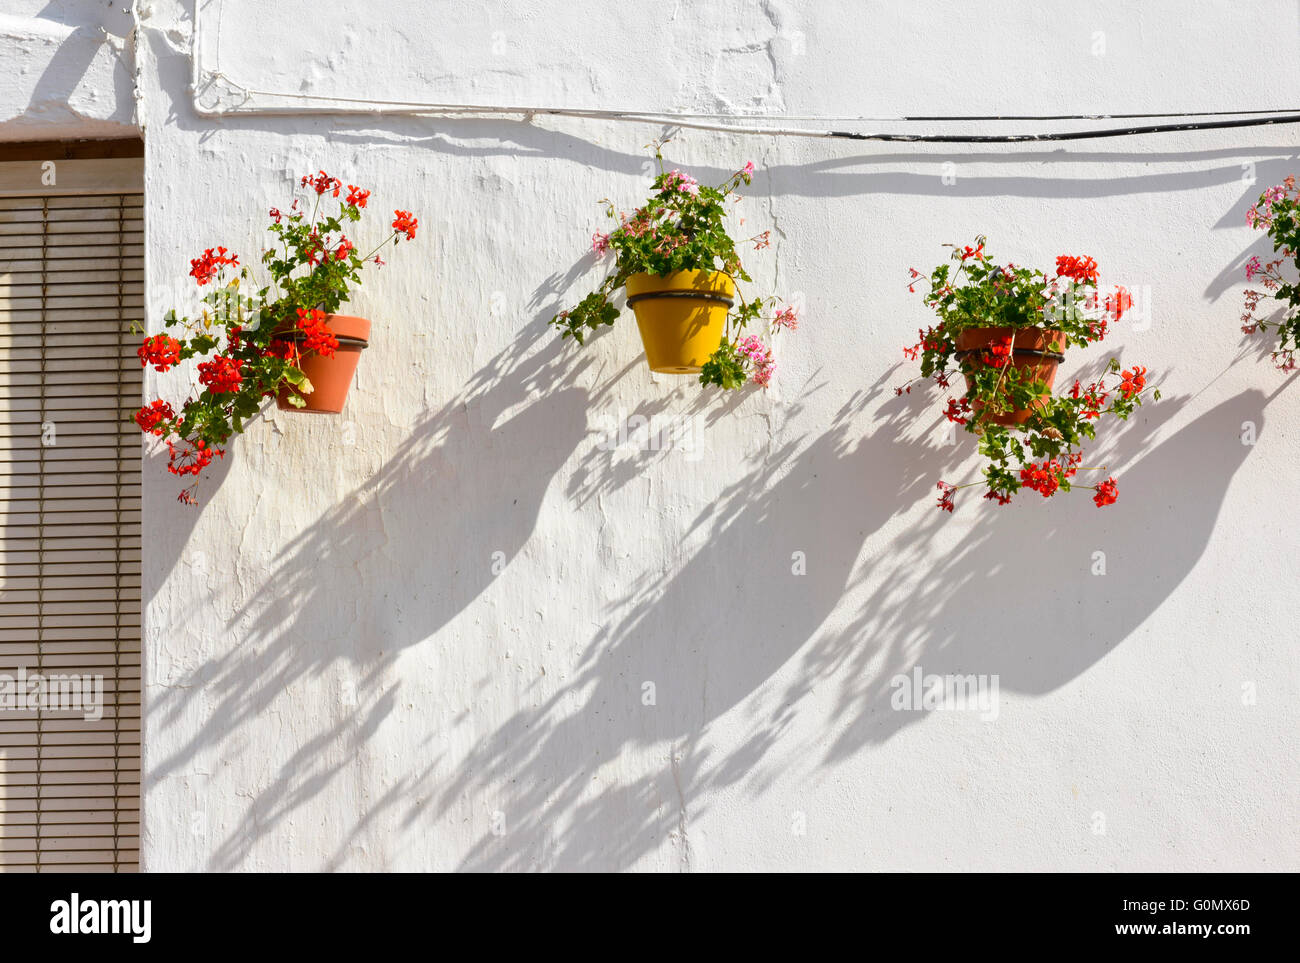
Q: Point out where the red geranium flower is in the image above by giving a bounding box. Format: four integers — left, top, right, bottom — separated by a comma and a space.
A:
1119, 366, 1147, 399
197, 355, 243, 394
302, 170, 342, 197
189, 247, 239, 286
138, 334, 182, 372
936, 481, 957, 512
165, 438, 221, 477
346, 185, 370, 208
1093, 477, 1118, 507
263, 337, 294, 361
1056, 254, 1098, 282
134, 398, 174, 435
392, 210, 418, 240
981, 335, 1013, 366
1105, 285, 1133, 322
1019, 461, 1063, 498
296, 308, 339, 358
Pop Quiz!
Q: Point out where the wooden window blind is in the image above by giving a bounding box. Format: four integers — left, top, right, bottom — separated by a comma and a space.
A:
0, 156, 144, 872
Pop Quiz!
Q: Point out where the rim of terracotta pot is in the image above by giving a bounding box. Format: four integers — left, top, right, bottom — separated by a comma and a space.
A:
273, 313, 371, 347
953, 327, 1065, 363
954, 344, 1064, 363
278, 332, 370, 349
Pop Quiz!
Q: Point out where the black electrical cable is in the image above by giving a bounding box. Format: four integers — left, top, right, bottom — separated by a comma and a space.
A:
884, 108, 1300, 121
825, 112, 1300, 143
525, 107, 1300, 142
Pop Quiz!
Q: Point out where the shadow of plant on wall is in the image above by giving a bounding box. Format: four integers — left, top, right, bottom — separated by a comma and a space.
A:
142, 302, 616, 868
427, 370, 1268, 871
783, 387, 1267, 770
430, 378, 914, 870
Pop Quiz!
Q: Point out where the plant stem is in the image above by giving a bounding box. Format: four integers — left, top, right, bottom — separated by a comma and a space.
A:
360, 230, 398, 264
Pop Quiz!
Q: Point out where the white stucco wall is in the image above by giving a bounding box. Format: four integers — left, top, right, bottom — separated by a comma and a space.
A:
0, 1, 137, 140
4, 0, 1297, 870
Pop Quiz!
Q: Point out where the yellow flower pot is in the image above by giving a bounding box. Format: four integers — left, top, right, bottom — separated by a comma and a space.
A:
625, 270, 735, 373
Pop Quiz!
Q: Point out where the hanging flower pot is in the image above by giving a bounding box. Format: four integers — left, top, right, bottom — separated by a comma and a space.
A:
276, 314, 371, 414
625, 270, 734, 373
899, 238, 1156, 513
955, 325, 1066, 426
131, 168, 420, 506
550, 155, 800, 391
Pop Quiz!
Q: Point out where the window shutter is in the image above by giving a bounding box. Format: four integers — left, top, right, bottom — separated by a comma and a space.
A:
0, 156, 144, 872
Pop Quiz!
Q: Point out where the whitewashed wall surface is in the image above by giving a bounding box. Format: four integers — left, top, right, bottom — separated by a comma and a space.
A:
3, 0, 1297, 871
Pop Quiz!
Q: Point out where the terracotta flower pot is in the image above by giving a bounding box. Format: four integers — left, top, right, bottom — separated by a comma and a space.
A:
625, 270, 734, 373
955, 326, 1066, 426
276, 314, 371, 414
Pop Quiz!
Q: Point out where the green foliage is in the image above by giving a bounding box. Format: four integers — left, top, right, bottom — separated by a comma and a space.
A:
554, 290, 620, 346
699, 339, 747, 389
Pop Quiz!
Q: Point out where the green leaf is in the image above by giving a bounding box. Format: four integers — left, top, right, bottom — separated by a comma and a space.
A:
282, 366, 310, 387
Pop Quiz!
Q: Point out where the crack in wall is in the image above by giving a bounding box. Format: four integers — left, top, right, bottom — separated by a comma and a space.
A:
669, 745, 691, 871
